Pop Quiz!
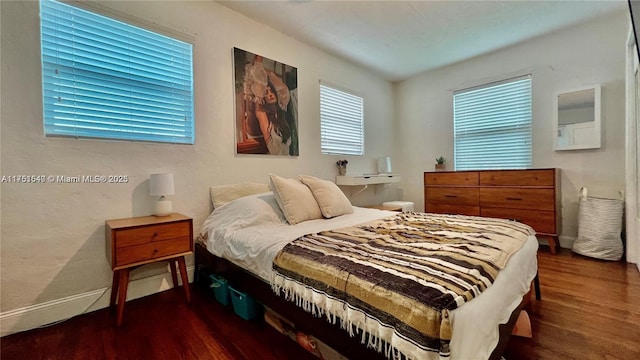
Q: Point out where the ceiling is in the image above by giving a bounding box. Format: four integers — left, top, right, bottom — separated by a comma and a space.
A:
218, 0, 628, 82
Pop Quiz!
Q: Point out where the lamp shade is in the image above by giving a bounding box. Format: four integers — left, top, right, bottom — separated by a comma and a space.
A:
150, 173, 175, 196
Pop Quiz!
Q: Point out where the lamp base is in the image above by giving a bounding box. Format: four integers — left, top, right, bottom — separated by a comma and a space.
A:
153, 199, 173, 217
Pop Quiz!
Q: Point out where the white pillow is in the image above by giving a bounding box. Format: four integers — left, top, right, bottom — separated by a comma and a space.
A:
210, 182, 270, 209
299, 175, 353, 218
269, 174, 323, 225
200, 192, 286, 240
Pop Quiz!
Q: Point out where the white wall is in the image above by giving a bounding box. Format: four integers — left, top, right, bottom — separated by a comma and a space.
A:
395, 10, 629, 249
0, 0, 398, 334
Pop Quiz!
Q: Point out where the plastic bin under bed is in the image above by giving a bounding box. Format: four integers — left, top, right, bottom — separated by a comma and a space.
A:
228, 285, 262, 320
209, 273, 230, 306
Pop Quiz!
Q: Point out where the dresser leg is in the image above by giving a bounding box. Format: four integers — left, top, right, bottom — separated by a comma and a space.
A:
116, 269, 130, 326
547, 236, 559, 255
177, 256, 191, 303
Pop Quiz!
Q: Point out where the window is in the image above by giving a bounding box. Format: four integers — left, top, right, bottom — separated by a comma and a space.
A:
40, 0, 194, 144
453, 75, 532, 170
320, 83, 364, 155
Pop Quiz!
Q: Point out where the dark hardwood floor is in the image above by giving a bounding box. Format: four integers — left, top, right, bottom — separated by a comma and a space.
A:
2, 247, 639, 360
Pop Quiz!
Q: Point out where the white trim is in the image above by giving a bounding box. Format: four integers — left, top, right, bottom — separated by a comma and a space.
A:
625, 25, 639, 269
0, 266, 194, 336
558, 234, 577, 250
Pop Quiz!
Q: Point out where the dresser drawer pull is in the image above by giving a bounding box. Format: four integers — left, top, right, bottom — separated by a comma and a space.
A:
152, 232, 158, 237
445, 195, 458, 198
153, 248, 159, 254
506, 197, 523, 201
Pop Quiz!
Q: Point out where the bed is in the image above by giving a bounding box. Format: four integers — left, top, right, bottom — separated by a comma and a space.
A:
195, 177, 538, 360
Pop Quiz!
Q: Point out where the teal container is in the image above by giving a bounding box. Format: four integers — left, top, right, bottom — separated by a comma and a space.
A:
228, 285, 261, 320
209, 274, 230, 306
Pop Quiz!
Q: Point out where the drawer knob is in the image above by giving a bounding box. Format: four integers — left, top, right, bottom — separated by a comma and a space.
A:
445, 195, 458, 198
506, 197, 523, 201
152, 232, 158, 237
153, 248, 159, 254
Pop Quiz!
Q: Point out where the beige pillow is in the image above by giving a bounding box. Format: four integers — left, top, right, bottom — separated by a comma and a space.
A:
299, 175, 353, 218
210, 182, 270, 209
269, 174, 323, 225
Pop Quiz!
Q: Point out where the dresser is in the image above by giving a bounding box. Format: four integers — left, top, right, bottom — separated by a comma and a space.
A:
106, 213, 193, 325
424, 169, 560, 253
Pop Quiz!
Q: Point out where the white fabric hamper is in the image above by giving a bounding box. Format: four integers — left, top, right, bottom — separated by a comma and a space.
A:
572, 188, 624, 261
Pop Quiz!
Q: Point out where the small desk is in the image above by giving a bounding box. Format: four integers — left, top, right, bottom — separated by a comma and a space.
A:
105, 213, 193, 325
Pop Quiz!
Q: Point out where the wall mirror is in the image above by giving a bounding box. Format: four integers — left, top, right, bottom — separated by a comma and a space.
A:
553, 85, 601, 150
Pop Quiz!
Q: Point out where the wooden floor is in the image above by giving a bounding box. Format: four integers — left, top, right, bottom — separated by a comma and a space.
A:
2, 247, 639, 360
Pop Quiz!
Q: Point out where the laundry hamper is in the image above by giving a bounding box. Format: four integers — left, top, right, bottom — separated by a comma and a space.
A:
572, 188, 624, 261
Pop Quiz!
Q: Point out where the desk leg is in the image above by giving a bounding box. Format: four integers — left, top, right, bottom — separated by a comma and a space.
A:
177, 256, 191, 303
116, 269, 130, 326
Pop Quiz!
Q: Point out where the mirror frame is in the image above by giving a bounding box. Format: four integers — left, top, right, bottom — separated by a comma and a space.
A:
552, 85, 601, 151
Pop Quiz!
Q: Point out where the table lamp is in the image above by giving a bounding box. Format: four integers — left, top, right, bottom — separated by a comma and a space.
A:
150, 173, 174, 216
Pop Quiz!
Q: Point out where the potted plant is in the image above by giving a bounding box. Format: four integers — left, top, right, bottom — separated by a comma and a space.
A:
336, 160, 348, 175
435, 156, 446, 171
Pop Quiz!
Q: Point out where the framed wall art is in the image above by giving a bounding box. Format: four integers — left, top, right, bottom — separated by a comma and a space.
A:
233, 47, 298, 156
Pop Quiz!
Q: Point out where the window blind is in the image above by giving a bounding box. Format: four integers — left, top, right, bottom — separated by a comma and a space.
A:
320, 83, 364, 155
453, 75, 532, 170
40, 0, 194, 144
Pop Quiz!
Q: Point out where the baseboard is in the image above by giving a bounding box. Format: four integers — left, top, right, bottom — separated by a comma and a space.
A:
0, 266, 194, 337
558, 235, 576, 249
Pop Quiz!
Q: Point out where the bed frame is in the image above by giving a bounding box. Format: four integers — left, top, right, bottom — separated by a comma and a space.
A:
194, 242, 534, 360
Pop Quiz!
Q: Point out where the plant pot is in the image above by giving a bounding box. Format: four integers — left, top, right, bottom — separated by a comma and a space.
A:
338, 166, 347, 176
435, 163, 445, 171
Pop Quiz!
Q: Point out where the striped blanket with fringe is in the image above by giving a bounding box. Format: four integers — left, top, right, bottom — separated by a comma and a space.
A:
272, 212, 534, 360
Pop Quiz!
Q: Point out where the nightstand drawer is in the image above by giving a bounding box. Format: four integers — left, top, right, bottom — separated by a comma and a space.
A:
114, 221, 191, 248
115, 237, 191, 267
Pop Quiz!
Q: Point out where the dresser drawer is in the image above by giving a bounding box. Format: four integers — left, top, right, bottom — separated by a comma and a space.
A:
425, 187, 479, 206
115, 237, 191, 267
114, 221, 191, 248
424, 172, 478, 186
479, 169, 554, 186
481, 208, 556, 234
480, 188, 554, 211
426, 203, 480, 216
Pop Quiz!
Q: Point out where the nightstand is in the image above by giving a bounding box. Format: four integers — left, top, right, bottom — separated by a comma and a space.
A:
105, 213, 193, 325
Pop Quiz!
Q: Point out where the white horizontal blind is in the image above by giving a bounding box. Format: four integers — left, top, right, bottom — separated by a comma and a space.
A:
454, 75, 532, 170
320, 83, 364, 155
40, 0, 194, 144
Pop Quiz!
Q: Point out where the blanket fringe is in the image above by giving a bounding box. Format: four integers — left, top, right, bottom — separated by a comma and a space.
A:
272, 272, 446, 360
